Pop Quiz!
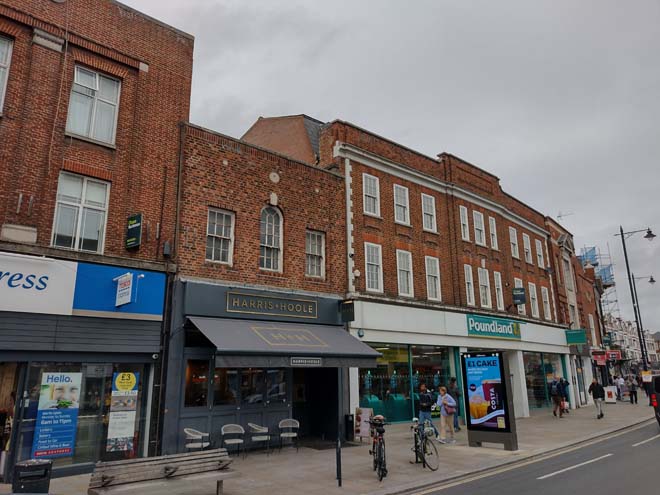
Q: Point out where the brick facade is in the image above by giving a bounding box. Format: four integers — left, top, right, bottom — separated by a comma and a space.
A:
0, 0, 193, 266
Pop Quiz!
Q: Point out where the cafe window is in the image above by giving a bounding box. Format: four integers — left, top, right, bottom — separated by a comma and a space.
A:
241, 369, 265, 405
184, 360, 209, 407
266, 369, 287, 403
213, 368, 238, 406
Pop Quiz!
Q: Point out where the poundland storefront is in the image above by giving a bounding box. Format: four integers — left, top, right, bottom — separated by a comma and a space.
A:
349, 301, 572, 422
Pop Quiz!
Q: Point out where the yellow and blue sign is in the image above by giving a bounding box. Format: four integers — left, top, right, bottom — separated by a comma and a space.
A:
467, 314, 522, 341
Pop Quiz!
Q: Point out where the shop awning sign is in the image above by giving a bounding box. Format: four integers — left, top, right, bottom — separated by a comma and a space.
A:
467, 314, 522, 341
565, 329, 587, 345
290, 357, 323, 367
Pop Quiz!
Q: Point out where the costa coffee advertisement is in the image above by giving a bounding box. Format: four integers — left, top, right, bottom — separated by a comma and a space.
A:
461, 351, 511, 433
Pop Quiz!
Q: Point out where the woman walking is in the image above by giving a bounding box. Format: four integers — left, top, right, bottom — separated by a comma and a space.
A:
437, 386, 457, 444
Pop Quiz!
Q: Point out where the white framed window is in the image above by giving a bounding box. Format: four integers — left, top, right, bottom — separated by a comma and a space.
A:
563, 257, 573, 291
421, 193, 437, 232
66, 66, 121, 145
464, 264, 475, 306
305, 230, 325, 278
489, 216, 498, 250
0, 36, 13, 114
51, 172, 109, 253
459, 205, 470, 241
535, 239, 545, 268
206, 208, 235, 264
425, 256, 441, 301
588, 314, 596, 345
494, 271, 505, 311
365, 242, 383, 292
509, 227, 519, 259
362, 173, 380, 216
473, 211, 486, 246
396, 249, 414, 297
477, 267, 492, 309
541, 286, 551, 321
514, 277, 526, 315
393, 184, 410, 225
259, 206, 283, 272
529, 282, 539, 318
568, 304, 577, 328
522, 233, 533, 264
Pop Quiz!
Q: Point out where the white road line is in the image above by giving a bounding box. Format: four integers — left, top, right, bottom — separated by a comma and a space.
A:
537, 454, 613, 480
632, 434, 660, 447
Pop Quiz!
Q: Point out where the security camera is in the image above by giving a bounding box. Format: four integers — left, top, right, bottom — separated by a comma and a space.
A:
152, 353, 159, 360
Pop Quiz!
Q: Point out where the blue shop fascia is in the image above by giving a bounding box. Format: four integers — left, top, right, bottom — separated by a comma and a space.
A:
0, 250, 167, 481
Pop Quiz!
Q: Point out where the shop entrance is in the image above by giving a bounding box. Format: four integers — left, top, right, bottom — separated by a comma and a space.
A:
292, 368, 338, 441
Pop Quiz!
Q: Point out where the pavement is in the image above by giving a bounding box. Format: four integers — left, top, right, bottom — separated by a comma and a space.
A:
0, 399, 655, 495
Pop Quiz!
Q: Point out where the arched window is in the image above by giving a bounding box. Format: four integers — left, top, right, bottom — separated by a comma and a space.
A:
259, 207, 282, 271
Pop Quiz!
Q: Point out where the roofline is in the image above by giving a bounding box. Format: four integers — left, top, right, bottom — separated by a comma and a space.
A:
183, 122, 343, 179
545, 216, 575, 237
113, 1, 194, 40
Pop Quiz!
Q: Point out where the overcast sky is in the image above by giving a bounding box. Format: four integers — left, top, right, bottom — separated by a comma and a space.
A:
126, 0, 660, 330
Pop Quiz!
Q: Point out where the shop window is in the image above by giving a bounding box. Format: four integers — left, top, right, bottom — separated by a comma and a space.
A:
0, 36, 12, 114
410, 345, 451, 416
213, 368, 238, 406
241, 369, 265, 405
184, 360, 209, 407
266, 369, 287, 403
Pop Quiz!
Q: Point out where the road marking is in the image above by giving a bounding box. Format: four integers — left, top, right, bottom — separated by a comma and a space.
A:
632, 434, 660, 447
536, 454, 613, 480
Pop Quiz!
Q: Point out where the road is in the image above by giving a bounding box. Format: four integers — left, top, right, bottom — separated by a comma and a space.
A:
412, 420, 660, 495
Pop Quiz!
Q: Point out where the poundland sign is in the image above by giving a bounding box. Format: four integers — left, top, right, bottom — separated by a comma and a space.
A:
467, 314, 522, 341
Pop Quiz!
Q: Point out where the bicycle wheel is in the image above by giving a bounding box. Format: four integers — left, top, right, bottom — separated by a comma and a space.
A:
377, 439, 387, 481
372, 441, 377, 471
422, 437, 440, 471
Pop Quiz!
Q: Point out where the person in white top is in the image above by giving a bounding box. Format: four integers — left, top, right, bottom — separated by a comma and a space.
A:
616, 376, 625, 401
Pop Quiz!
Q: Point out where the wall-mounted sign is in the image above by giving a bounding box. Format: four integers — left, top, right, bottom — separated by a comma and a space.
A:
290, 357, 322, 367
106, 372, 140, 453
114, 272, 133, 307
512, 287, 526, 305
32, 372, 82, 459
467, 314, 522, 341
125, 213, 143, 250
339, 300, 355, 322
565, 329, 587, 345
227, 291, 317, 319
592, 351, 607, 366
606, 350, 622, 361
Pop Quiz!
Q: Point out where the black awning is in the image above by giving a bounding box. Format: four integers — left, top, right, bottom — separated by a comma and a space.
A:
188, 317, 379, 368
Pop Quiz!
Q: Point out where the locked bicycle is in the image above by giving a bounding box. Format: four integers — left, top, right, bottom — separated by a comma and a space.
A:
410, 417, 440, 471
367, 415, 388, 481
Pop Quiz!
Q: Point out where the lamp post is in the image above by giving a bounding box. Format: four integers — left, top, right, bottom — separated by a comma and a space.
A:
617, 226, 656, 371
632, 274, 655, 369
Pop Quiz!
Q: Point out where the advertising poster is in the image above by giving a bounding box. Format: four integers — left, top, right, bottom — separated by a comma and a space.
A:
355, 407, 373, 440
462, 352, 511, 432
31, 372, 82, 458
106, 372, 139, 452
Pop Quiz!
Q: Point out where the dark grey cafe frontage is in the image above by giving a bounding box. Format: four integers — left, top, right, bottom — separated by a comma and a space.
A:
161, 281, 379, 454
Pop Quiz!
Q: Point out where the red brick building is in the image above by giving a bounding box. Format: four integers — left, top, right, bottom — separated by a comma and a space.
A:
0, 0, 193, 478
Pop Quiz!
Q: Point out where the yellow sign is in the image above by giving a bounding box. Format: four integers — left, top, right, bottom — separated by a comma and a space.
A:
642, 371, 653, 383
114, 372, 137, 392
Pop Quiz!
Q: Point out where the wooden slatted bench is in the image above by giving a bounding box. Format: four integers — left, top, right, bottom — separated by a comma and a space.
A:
88, 448, 237, 495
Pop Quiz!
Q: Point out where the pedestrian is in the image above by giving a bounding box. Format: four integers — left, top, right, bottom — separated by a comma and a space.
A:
559, 378, 570, 414
417, 383, 439, 438
618, 375, 625, 401
626, 376, 638, 404
448, 377, 462, 432
613, 375, 621, 400
549, 376, 563, 418
588, 378, 605, 419
437, 386, 457, 444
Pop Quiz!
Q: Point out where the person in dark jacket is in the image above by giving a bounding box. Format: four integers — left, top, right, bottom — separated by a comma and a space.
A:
588, 378, 605, 419
559, 378, 570, 414
418, 383, 439, 438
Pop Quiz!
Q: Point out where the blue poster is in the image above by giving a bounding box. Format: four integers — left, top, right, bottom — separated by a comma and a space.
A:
464, 354, 508, 430
31, 372, 82, 459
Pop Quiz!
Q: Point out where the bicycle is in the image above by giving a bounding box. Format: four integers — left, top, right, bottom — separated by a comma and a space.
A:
410, 417, 440, 471
367, 415, 388, 481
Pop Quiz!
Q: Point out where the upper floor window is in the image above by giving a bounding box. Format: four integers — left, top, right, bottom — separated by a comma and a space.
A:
393, 184, 410, 225
489, 216, 498, 250
459, 206, 470, 241
464, 264, 475, 306
421, 194, 437, 232
259, 207, 282, 272
477, 267, 492, 309
66, 66, 120, 145
493, 271, 505, 311
51, 172, 109, 253
541, 286, 552, 320
0, 36, 12, 114
529, 282, 539, 318
206, 208, 235, 264
365, 242, 383, 292
514, 277, 525, 315
588, 314, 596, 345
305, 230, 325, 278
563, 257, 573, 291
568, 304, 578, 328
509, 227, 520, 259
363, 173, 380, 216
396, 250, 414, 297
522, 233, 533, 264
535, 239, 545, 268
473, 211, 486, 246
425, 256, 441, 301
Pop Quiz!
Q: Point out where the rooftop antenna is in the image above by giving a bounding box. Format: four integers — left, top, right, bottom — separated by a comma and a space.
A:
557, 211, 574, 220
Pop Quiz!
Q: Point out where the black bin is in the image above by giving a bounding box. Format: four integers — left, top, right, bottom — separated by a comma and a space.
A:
344, 414, 354, 441
12, 459, 53, 494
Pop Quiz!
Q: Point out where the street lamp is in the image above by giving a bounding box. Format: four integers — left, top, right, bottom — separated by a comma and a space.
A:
632, 274, 655, 370
616, 226, 656, 371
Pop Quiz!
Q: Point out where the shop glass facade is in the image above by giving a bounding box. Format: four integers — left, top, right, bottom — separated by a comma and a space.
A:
523, 352, 565, 409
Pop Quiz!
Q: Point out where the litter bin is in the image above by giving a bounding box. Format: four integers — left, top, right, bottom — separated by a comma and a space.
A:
12, 459, 53, 494
344, 414, 354, 441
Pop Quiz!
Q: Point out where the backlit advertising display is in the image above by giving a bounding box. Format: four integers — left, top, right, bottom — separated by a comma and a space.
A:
461, 351, 512, 433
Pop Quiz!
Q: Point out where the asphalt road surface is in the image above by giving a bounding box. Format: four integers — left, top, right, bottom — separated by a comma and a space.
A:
413, 420, 660, 495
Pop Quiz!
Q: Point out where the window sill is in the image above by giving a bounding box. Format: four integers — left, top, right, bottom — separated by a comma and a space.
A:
423, 229, 438, 235
364, 212, 382, 220
461, 238, 471, 243
394, 221, 411, 228
304, 275, 326, 281
65, 132, 117, 150
50, 244, 103, 256
204, 259, 233, 267
475, 242, 488, 248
